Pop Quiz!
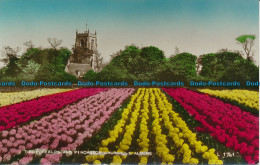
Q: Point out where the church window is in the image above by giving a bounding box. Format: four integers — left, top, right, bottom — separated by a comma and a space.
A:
81, 39, 85, 47
91, 39, 94, 50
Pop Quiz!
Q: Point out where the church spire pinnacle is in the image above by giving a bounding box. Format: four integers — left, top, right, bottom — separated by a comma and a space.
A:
86, 20, 88, 30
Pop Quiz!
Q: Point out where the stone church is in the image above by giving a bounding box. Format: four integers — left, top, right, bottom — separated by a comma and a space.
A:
65, 26, 99, 78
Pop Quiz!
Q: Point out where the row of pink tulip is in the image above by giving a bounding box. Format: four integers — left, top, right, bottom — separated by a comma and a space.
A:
0, 88, 135, 164
163, 88, 259, 164
0, 88, 107, 132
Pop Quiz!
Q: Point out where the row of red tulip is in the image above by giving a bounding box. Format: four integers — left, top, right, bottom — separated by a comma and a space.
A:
163, 88, 259, 164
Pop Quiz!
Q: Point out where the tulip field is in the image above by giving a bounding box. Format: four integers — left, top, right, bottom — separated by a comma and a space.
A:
0, 87, 258, 164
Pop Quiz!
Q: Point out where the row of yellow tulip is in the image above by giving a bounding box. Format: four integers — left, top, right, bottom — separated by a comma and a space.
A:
150, 89, 175, 164
138, 89, 150, 164
111, 88, 144, 164
154, 89, 223, 164
0, 88, 72, 107
198, 89, 259, 111
85, 88, 223, 164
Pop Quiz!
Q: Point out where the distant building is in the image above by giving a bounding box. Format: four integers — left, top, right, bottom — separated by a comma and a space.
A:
65, 26, 98, 78
196, 55, 203, 75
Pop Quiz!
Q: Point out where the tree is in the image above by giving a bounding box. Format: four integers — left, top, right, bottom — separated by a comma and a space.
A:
1, 46, 21, 77
199, 52, 246, 81
137, 46, 165, 75
153, 52, 197, 82
219, 59, 259, 87
1, 46, 20, 64
23, 41, 35, 50
173, 46, 180, 56
217, 48, 229, 53
21, 60, 40, 80
236, 35, 255, 61
47, 38, 63, 49
109, 50, 123, 62
140, 46, 165, 62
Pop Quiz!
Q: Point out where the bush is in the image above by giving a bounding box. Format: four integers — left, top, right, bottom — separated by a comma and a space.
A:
83, 70, 97, 81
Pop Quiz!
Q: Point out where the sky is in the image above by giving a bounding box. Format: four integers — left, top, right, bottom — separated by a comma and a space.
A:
0, 0, 259, 67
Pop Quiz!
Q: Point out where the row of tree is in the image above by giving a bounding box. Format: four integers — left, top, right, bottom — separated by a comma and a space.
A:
0, 34, 258, 88
83, 45, 258, 87
0, 46, 77, 83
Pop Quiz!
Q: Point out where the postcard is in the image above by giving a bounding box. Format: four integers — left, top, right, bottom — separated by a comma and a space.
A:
0, 0, 259, 164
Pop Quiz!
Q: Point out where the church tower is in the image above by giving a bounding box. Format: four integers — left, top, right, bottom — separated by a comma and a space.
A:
65, 24, 98, 78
